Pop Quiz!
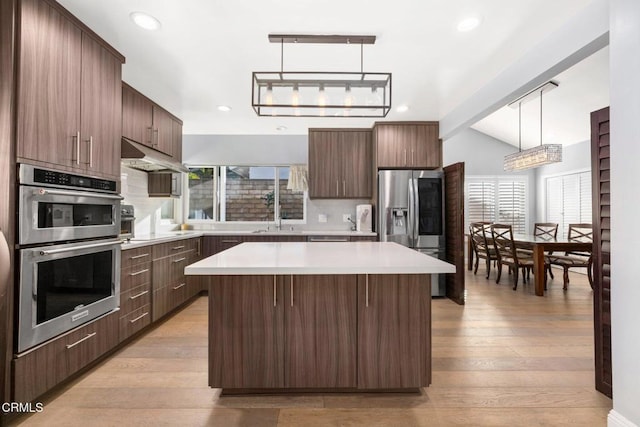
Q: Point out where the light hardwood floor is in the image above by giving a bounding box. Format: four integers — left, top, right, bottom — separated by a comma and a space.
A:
13, 266, 612, 426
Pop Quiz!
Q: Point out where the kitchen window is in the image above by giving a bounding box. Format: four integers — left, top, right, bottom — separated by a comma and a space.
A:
466, 176, 528, 233
186, 166, 305, 222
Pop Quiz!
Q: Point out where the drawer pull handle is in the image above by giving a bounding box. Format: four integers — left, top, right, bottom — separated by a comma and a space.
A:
130, 268, 149, 276
172, 257, 187, 263
172, 245, 185, 250
129, 290, 149, 300
221, 239, 240, 243
173, 283, 186, 290
130, 253, 150, 260
66, 332, 97, 349
129, 312, 149, 324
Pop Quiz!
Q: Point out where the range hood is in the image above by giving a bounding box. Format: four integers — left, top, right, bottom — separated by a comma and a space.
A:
121, 138, 189, 173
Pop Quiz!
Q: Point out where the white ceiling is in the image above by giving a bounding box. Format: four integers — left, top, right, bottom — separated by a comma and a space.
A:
56, 0, 602, 143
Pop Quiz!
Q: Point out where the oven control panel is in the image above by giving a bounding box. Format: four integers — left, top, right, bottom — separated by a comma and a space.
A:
28, 167, 117, 193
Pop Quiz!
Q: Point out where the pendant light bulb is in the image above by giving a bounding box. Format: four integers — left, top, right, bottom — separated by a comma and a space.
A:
318, 84, 328, 107
344, 84, 354, 108
264, 84, 273, 106
292, 84, 300, 107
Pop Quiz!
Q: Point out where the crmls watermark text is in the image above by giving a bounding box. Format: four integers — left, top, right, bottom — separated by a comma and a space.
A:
2, 402, 44, 413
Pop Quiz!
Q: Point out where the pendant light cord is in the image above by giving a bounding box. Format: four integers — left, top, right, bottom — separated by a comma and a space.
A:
280, 38, 284, 73
361, 42, 364, 73
540, 89, 543, 147
518, 101, 522, 153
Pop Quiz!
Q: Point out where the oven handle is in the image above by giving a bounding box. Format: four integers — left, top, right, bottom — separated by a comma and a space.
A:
39, 240, 119, 256
35, 188, 123, 200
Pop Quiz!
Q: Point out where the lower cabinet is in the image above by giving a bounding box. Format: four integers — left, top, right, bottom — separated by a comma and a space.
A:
358, 274, 431, 389
285, 275, 357, 388
208, 273, 427, 390
13, 311, 119, 402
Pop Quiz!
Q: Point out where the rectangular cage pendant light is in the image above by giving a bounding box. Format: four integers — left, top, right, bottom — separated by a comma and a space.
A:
252, 34, 392, 118
252, 71, 391, 117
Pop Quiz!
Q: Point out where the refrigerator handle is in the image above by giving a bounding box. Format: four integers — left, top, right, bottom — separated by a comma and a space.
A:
407, 178, 415, 247
413, 178, 420, 242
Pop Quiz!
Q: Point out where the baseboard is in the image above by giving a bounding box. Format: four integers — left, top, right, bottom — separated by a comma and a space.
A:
609, 410, 639, 427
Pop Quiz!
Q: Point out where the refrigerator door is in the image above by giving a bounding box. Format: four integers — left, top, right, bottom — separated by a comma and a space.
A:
417, 248, 446, 296
413, 170, 445, 250
378, 170, 413, 246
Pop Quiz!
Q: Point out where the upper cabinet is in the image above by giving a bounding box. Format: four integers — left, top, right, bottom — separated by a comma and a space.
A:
374, 122, 441, 169
16, 0, 124, 180
308, 129, 372, 199
122, 83, 183, 160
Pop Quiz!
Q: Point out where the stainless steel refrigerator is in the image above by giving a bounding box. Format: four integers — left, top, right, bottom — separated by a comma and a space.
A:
378, 170, 446, 296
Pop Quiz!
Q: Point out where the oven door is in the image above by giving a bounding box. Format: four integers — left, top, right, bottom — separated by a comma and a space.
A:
18, 239, 121, 352
19, 186, 122, 245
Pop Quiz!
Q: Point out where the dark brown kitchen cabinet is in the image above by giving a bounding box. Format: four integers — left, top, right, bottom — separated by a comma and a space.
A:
151, 238, 200, 321
209, 275, 285, 389
308, 129, 372, 199
16, 0, 124, 180
358, 274, 431, 389
374, 122, 441, 169
13, 311, 119, 402
172, 119, 183, 162
122, 82, 183, 159
284, 275, 357, 388
122, 83, 153, 146
202, 235, 306, 257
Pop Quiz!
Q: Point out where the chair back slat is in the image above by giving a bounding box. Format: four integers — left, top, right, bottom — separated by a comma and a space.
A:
534, 223, 558, 240
490, 224, 517, 260
567, 223, 593, 257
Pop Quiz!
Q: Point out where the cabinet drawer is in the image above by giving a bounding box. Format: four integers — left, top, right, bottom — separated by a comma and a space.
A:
152, 281, 187, 321
121, 246, 152, 268
152, 238, 199, 259
120, 305, 151, 341
120, 283, 151, 315
14, 311, 119, 402
120, 263, 152, 293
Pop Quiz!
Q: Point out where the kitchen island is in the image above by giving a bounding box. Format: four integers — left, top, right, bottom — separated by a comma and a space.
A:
185, 241, 455, 392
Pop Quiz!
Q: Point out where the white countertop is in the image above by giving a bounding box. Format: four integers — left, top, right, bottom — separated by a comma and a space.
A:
184, 242, 456, 275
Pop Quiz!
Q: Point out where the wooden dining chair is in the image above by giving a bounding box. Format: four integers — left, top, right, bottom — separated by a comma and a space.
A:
469, 222, 497, 279
547, 223, 593, 290
491, 223, 537, 290
531, 222, 559, 280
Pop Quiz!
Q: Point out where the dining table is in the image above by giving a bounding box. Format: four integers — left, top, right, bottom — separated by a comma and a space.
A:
467, 232, 593, 296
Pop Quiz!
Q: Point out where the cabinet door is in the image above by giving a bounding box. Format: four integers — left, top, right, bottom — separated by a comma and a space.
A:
376, 124, 409, 168
152, 105, 174, 156
341, 131, 372, 198
16, 0, 82, 170
308, 130, 341, 198
284, 275, 357, 388
412, 123, 441, 169
358, 274, 430, 389
122, 84, 153, 146
172, 119, 183, 162
80, 33, 122, 178
209, 276, 284, 388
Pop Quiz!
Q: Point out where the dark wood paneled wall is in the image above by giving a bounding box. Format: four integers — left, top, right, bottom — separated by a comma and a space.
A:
444, 162, 465, 305
0, 0, 17, 422
591, 106, 612, 398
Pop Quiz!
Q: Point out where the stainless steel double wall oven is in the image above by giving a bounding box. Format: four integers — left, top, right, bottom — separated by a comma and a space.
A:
17, 164, 122, 352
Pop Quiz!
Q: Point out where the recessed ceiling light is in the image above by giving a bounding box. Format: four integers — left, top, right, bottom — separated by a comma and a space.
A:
396, 105, 409, 113
217, 105, 232, 112
129, 12, 161, 31
456, 16, 482, 32
276, 126, 287, 131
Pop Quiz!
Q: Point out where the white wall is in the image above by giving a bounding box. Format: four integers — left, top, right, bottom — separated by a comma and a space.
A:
609, 0, 640, 425
183, 134, 307, 166
534, 139, 592, 222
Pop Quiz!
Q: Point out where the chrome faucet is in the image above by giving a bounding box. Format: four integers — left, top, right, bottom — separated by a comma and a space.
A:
348, 217, 357, 231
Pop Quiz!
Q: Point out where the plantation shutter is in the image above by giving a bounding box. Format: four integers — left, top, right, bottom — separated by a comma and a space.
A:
466, 181, 495, 226
545, 171, 592, 238
497, 181, 526, 233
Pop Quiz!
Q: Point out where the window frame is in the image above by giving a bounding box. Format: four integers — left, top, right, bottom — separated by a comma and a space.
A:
184, 164, 307, 225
